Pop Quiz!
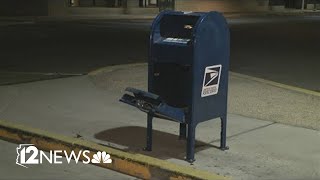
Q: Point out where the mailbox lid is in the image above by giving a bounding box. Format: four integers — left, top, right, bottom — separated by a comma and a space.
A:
159, 14, 199, 40
150, 11, 207, 45
150, 11, 205, 65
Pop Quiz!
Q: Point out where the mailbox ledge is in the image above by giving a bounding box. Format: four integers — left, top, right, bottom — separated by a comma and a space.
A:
0, 120, 228, 180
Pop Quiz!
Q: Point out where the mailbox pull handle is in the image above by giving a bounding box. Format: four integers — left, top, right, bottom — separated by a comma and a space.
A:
120, 87, 185, 123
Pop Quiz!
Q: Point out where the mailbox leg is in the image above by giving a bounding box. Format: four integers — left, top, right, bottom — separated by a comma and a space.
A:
220, 116, 229, 151
179, 123, 187, 140
186, 124, 196, 163
144, 113, 153, 151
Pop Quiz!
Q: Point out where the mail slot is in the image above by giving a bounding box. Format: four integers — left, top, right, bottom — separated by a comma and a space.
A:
120, 10, 230, 162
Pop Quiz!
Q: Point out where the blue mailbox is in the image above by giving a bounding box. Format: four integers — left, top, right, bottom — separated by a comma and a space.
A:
120, 10, 230, 162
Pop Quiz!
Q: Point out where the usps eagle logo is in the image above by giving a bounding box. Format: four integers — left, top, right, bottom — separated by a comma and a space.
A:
201, 65, 222, 97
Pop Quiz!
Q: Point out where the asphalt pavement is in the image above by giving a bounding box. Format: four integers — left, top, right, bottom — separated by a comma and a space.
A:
0, 15, 319, 91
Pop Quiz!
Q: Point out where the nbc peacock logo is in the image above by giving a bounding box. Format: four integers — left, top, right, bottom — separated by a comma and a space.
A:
91, 151, 112, 164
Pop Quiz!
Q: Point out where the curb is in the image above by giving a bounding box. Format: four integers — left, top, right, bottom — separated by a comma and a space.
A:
230, 72, 320, 97
88, 63, 146, 76
0, 120, 228, 180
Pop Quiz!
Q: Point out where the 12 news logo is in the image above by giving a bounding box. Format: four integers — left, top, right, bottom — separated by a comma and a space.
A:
16, 144, 112, 168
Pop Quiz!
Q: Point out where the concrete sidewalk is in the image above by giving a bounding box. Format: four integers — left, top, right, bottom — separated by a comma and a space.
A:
90, 64, 320, 130
0, 64, 319, 180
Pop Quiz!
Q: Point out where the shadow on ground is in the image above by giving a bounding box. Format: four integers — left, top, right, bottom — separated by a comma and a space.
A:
94, 126, 217, 160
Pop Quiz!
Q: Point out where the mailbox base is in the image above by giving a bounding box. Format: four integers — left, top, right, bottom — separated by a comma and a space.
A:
144, 113, 153, 151
120, 87, 229, 162
220, 146, 230, 151
220, 116, 228, 151
186, 124, 196, 163
179, 123, 187, 140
